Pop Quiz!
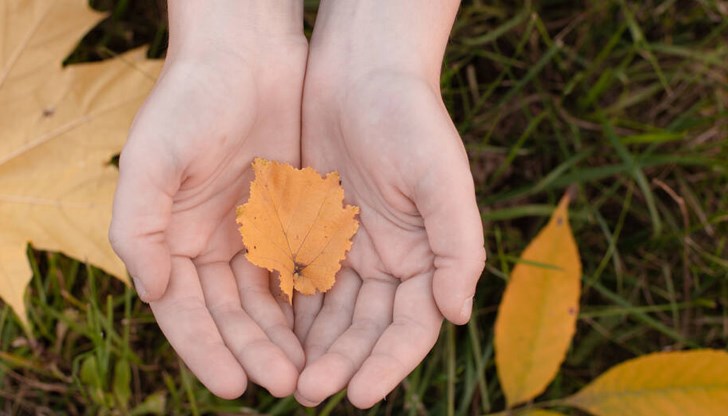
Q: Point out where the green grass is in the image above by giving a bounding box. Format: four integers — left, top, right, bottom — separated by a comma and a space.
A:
3, 0, 728, 414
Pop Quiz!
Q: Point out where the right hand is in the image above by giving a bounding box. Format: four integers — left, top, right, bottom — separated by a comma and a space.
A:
109, 1, 308, 399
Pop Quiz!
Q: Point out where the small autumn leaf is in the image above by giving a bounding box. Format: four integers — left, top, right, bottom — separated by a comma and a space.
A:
236, 158, 359, 303
0, 0, 162, 328
563, 350, 728, 415
494, 192, 582, 408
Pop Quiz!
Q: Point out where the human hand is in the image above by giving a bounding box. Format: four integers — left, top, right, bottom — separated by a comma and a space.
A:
294, 0, 486, 408
109, 1, 307, 399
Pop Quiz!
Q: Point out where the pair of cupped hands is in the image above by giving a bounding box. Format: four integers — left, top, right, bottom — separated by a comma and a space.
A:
109, 3, 485, 409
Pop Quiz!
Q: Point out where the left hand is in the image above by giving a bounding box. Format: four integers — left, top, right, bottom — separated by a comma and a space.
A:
294, 35, 485, 408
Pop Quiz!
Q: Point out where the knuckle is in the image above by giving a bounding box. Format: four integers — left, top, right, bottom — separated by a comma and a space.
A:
107, 221, 131, 257
476, 246, 487, 271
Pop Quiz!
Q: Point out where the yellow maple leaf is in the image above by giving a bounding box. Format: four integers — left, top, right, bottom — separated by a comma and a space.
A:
0, 0, 162, 328
494, 192, 582, 408
236, 158, 360, 303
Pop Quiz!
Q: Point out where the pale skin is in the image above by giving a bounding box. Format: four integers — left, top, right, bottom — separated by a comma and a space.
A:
109, 0, 485, 409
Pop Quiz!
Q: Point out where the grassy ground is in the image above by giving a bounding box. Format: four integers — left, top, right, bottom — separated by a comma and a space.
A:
2, 0, 727, 414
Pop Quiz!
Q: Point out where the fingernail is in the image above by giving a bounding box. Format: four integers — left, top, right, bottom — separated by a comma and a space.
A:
132, 277, 148, 299
460, 297, 473, 321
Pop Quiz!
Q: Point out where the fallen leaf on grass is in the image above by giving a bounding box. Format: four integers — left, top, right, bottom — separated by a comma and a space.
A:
516, 410, 568, 416
236, 158, 359, 303
494, 192, 582, 407
486, 408, 567, 416
0, 0, 162, 328
564, 349, 728, 415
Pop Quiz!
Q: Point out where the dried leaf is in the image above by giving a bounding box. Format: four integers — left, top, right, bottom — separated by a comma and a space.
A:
0, 0, 162, 327
517, 410, 568, 416
236, 158, 359, 303
564, 350, 728, 415
487, 408, 567, 416
494, 192, 582, 407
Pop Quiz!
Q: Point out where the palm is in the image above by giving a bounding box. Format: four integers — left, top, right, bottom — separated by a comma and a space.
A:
111, 48, 308, 398
152, 61, 293, 265
295, 74, 485, 408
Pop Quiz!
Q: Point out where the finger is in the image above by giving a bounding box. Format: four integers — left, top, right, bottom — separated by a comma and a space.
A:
347, 274, 443, 409
109, 135, 180, 302
232, 253, 305, 371
293, 291, 323, 343
270, 274, 295, 329
198, 260, 299, 397
295, 277, 397, 407
300, 267, 361, 363
149, 256, 246, 399
415, 130, 486, 324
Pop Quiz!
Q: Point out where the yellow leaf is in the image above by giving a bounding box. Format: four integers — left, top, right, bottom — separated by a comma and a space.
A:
517, 410, 568, 416
494, 193, 582, 407
486, 409, 567, 416
564, 350, 728, 415
236, 158, 359, 303
0, 0, 163, 328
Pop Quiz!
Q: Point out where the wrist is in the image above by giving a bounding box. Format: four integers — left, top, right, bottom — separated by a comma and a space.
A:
167, 0, 305, 60
308, 0, 460, 87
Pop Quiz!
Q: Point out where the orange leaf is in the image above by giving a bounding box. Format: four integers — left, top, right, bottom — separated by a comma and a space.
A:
236, 158, 359, 303
494, 192, 582, 407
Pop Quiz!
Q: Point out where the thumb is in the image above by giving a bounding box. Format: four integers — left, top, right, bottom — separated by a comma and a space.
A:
109, 137, 179, 302
415, 134, 486, 325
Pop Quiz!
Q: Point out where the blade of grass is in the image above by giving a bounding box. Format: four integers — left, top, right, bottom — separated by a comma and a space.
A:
589, 280, 698, 347
463, 8, 530, 47
580, 299, 715, 319
488, 111, 547, 186
601, 117, 663, 236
